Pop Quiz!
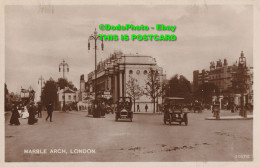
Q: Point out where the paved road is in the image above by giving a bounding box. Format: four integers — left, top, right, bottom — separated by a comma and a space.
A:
5, 110, 253, 162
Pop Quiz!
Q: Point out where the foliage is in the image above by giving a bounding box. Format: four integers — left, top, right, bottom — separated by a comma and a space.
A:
196, 83, 219, 104
166, 74, 192, 103
41, 78, 58, 108
126, 75, 143, 112
5, 83, 11, 111
144, 68, 161, 113
57, 78, 77, 91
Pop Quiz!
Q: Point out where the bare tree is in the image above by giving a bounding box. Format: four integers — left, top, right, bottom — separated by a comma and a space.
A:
126, 75, 143, 112
144, 68, 161, 113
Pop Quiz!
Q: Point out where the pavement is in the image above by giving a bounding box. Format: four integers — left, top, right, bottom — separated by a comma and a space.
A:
205, 115, 253, 120
5, 109, 253, 162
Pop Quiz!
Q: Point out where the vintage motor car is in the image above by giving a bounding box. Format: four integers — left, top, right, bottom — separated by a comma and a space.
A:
105, 105, 114, 114
163, 97, 189, 126
193, 100, 203, 113
115, 97, 133, 122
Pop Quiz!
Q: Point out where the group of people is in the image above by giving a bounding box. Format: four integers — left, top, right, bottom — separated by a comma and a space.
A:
136, 104, 148, 112
9, 101, 54, 126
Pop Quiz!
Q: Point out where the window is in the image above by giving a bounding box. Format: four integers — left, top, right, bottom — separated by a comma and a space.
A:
129, 70, 133, 74
143, 70, 147, 75
74, 96, 76, 100
136, 70, 140, 75
68, 95, 71, 100
62, 95, 64, 100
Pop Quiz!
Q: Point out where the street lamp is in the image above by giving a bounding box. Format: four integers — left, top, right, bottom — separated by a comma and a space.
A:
38, 76, 45, 103
59, 59, 69, 111
88, 28, 104, 118
237, 51, 248, 117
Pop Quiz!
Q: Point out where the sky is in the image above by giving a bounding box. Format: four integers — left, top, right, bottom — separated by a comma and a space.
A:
5, 5, 253, 99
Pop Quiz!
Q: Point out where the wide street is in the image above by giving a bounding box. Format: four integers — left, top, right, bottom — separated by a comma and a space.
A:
5, 109, 252, 162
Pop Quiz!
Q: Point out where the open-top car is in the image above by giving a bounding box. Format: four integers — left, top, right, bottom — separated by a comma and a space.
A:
163, 97, 189, 126
115, 97, 133, 122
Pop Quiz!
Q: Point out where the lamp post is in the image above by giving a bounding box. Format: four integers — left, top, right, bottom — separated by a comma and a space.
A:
88, 28, 104, 118
237, 51, 248, 117
59, 59, 69, 111
38, 76, 45, 103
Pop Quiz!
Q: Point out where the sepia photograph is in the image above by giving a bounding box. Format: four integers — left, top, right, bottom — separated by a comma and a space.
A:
1, 0, 259, 166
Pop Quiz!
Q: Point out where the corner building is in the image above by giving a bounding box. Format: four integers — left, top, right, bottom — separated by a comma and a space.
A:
86, 52, 164, 113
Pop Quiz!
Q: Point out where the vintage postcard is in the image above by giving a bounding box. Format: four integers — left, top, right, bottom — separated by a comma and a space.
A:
1, 0, 259, 167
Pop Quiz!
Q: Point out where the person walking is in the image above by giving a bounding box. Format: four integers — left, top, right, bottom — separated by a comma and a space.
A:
38, 102, 42, 118
137, 104, 140, 112
28, 103, 38, 125
145, 104, 148, 112
46, 102, 53, 122
9, 103, 20, 126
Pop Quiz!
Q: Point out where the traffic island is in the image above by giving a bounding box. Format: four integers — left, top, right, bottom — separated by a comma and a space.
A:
205, 115, 253, 120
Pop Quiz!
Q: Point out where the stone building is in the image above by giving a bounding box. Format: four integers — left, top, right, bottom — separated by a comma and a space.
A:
193, 53, 253, 106
57, 87, 80, 109
84, 51, 164, 113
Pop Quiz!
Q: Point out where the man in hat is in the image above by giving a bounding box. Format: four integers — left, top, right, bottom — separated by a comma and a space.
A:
9, 102, 20, 125
28, 102, 38, 125
46, 101, 53, 122
38, 102, 42, 118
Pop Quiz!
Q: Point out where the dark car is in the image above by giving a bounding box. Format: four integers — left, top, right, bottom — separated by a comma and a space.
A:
193, 100, 202, 113
105, 106, 114, 114
115, 97, 133, 122
163, 97, 189, 126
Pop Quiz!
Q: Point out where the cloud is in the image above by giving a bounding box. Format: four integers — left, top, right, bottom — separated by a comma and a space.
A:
5, 5, 253, 93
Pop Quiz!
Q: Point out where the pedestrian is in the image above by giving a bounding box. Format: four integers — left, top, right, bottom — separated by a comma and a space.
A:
46, 101, 53, 122
9, 103, 20, 126
38, 102, 42, 118
28, 103, 38, 125
145, 104, 148, 112
137, 104, 140, 112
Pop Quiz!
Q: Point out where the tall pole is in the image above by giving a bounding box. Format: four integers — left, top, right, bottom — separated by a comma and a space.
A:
88, 28, 104, 118
38, 76, 45, 103
59, 59, 69, 111
95, 37, 97, 104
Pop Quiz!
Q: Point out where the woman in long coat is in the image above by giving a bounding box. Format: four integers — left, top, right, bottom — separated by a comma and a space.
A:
28, 104, 38, 125
9, 103, 20, 125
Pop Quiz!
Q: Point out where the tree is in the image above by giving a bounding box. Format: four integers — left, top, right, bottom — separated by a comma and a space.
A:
196, 83, 219, 104
5, 83, 10, 111
41, 78, 58, 108
57, 78, 77, 91
126, 75, 143, 112
144, 68, 161, 113
166, 74, 192, 103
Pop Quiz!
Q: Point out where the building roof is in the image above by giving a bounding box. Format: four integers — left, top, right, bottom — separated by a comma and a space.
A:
57, 88, 75, 94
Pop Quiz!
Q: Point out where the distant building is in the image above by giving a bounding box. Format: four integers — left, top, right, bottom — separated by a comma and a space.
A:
57, 87, 80, 109
208, 59, 237, 93
193, 69, 209, 92
193, 53, 253, 105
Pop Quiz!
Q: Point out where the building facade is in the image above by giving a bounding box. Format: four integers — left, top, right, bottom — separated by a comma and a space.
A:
193, 53, 253, 105
208, 59, 237, 93
57, 87, 80, 109
84, 51, 164, 113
